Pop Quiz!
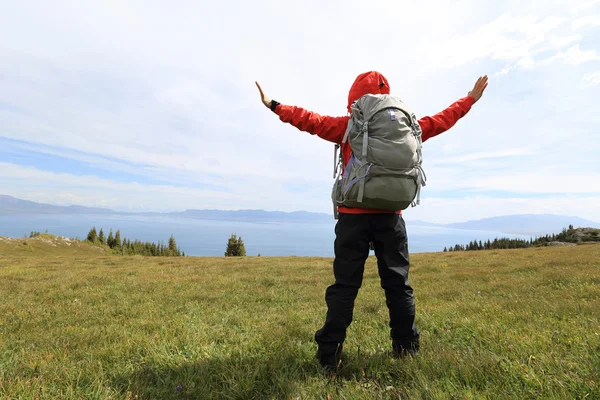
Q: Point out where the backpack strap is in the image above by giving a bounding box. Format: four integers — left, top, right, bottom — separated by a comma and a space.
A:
343, 102, 363, 144
412, 165, 427, 207
342, 118, 354, 144
357, 122, 370, 203
361, 121, 369, 158
332, 143, 345, 219
410, 113, 427, 207
357, 164, 371, 203
333, 144, 340, 179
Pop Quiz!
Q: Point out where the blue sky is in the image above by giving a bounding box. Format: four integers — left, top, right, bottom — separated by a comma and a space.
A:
1, 0, 599, 223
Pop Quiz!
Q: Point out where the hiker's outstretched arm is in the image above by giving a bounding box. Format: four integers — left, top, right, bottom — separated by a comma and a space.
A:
273, 104, 349, 144
417, 96, 475, 142
255, 81, 348, 144
418, 76, 488, 143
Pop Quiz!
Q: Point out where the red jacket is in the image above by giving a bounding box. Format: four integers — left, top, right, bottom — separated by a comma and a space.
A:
272, 71, 475, 215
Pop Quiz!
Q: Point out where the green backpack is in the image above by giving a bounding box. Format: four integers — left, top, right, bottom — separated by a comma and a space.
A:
331, 93, 426, 218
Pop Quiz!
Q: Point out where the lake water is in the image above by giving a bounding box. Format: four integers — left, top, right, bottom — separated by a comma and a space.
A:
0, 214, 532, 257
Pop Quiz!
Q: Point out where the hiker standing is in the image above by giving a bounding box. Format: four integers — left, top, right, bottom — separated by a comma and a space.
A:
256, 72, 488, 369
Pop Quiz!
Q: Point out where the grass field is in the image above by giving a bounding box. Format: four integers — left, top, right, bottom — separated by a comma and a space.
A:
0, 236, 599, 399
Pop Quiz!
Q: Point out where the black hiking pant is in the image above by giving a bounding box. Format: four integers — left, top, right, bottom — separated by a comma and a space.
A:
314, 213, 420, 355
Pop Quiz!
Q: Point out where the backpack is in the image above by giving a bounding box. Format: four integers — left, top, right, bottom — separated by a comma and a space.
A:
331, 93, 426, 219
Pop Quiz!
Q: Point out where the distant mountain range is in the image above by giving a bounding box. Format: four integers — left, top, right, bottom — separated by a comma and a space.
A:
0, 195, 330, 223
0, 195, 116, 215
443, 214, 600, 236
1, 194, 599, 236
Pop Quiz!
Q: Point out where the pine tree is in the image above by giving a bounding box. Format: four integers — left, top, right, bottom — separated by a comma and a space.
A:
98, 229, 106, 245
87, 227, 98, 242
225, 233, 246, 256
114, 230, 122, 249
107, 229, 114, 248
168, 235, 178, 255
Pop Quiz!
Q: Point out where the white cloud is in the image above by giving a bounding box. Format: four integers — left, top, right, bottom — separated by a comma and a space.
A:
422, 14, 570, 70
430, 149, 536, 165
422, 163, 600, 194
420, 4, 599, 76
468, 174, 600, 194
571, 0, 600, 14
544, 44, 600, 65
419, 10, 600, 74
497, 66, 514, 76
583, 70, 600, 86
0, 162, 329, 212
572, 15, 600, 29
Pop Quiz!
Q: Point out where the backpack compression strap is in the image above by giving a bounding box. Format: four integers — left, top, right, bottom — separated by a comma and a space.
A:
357, 121, 370, 203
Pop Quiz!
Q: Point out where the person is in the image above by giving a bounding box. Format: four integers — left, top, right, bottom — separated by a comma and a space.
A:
255, 71, 488, 369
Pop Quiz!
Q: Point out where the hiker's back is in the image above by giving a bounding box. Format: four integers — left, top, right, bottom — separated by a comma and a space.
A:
332, 94, 426, 215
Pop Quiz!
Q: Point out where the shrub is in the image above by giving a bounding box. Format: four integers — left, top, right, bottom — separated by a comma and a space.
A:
225, 233, 246, 257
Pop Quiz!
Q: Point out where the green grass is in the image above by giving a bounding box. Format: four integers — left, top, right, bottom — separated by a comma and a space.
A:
0, 237, 599, 399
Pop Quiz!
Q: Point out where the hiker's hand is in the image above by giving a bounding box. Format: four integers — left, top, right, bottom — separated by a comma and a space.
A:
468, 75, 488, 103
255, 81, 272, 109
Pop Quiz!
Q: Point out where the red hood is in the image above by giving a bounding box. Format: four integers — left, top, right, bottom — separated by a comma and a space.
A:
347, 71, 390, 112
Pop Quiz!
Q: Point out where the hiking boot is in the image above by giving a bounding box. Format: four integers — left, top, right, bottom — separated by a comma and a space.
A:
316, 344, 343, 370
392, 341, 419, 358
